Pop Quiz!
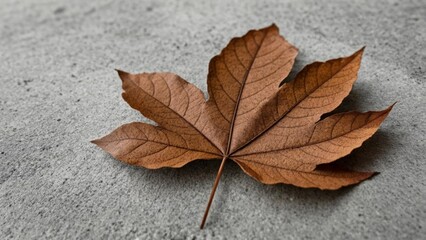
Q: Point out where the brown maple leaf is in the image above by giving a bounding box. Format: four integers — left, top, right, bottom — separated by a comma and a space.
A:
92, 24, 393, 228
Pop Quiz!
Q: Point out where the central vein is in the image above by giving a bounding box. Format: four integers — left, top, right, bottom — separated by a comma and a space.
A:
225, 32, 268, 155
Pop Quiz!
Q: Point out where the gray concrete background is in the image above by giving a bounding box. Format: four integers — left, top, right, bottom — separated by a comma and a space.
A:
1, 0, 425, 239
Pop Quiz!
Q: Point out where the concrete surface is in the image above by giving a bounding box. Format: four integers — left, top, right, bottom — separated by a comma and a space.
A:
1, 0, 425, 239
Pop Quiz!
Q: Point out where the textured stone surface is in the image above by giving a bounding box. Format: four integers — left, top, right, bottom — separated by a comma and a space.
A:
1, 0, 425, 239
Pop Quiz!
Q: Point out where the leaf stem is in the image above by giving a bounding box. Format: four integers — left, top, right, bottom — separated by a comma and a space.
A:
200, 156, 228, 229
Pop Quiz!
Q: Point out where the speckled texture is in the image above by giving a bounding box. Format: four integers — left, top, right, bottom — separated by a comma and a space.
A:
1, 0, 425, 239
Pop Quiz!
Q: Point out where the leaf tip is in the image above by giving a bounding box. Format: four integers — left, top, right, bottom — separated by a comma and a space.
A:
269, 22, 278, 29
90, 138, 101, 145
262, 23, 279, 33
363, 171, 379, 178
115, 69, 130, 81
383, 103, 396, 115
354, 46, 366, 57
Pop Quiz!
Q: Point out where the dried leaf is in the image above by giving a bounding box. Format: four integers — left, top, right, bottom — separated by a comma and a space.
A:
92, 24, 393, 228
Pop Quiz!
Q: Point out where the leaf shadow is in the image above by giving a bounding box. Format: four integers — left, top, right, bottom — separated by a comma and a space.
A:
207, 160, 357, 227
119, 157, 222, 193
279, 55, 306, 86
331, 130, 396, 170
